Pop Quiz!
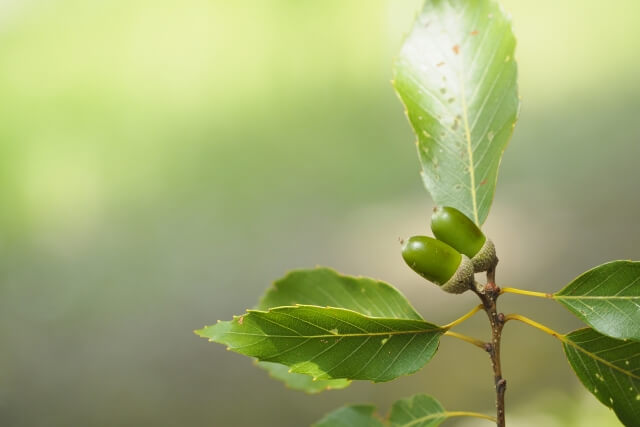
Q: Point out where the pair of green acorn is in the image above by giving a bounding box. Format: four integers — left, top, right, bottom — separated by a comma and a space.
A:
402, 206, 498, 294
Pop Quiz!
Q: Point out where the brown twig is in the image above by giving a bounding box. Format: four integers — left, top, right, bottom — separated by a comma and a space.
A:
474, 264, 506, 427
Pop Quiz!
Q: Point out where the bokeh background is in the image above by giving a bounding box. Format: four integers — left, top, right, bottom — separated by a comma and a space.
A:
1, 0, 639, 426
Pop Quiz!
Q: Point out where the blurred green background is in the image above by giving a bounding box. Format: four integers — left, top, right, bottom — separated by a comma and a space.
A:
1, 0, 639, 425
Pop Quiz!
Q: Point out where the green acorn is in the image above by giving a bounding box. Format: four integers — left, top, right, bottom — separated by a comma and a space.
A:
401, 236, 475, 294
430, 206, 497, 272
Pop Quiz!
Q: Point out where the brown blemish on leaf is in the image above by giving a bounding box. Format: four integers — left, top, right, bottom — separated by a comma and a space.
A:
471, 30, 479, 36
452, 45, 460, 55
480, 179, 487, 186
436, 61, 445, 67
238, 316, 244, 325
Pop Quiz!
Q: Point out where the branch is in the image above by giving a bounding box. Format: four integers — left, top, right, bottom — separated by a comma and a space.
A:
474, 264, 507, 427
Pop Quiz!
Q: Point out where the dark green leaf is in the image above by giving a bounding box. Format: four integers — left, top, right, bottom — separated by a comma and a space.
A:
563, 328, 640, 426
388, 394, 447, 426
393, 0, 519, 225
196, 306, 443, 382
254, 268, 421, 391
258, 268, 421, 319
313, 404, 384, 427
555, 261, 640, 341
255, 361, 350, 394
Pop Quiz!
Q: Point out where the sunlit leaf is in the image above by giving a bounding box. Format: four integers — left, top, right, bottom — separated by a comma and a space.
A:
197, 306, 443, 383
254, 268, 422, 391
563, 328, 640, 426
393, 0, 519, 225
555, 261, 640, 341
313, 404, 385, 427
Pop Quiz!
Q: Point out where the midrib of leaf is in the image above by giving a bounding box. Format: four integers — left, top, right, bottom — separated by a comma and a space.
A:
223, 329, 443, 339
562, 335, 640, 380
459, 68, 479, 225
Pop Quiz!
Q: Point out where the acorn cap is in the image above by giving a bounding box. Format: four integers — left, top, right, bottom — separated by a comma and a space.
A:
441, 254, 475, 294
470, 238, 498, 273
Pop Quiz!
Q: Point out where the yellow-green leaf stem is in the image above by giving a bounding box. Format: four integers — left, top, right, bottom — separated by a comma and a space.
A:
443, 330, 487, 349
500, 287, 554, 299
441, 304, 483, 329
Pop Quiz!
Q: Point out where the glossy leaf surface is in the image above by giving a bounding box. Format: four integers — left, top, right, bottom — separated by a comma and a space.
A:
563, 328, 640, 426
394, 0, 519, 225
555, 261, 640, 341
255, 268, 422, 391
197, 306, 443, 382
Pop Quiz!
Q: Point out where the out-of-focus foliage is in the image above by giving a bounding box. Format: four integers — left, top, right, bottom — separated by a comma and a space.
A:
1, 0, 638, 426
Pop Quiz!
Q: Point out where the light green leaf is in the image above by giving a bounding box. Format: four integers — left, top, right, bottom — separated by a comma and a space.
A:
393, 0, 519, 225
555, 261, 640, 341
313, 394, 495, 427
388, 394, 447, 426
254, 268, 421, 392
313, 404, 385, 427
563, 328, 640, 426
258, 268, 422, 320
255, 361, 350, 394
196, 305, 443, 383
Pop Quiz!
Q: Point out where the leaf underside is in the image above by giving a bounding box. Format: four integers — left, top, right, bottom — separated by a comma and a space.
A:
256, 361, 350, 393
393, 0, 519, 225
253, 268, 422, 391
555, 261, 640, 341
314, 394, 455, 427
197, 305, 443, 383
563, 328, 640, 426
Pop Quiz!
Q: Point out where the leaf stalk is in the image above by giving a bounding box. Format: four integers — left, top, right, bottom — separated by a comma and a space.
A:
442, 304, 483, 329
502, 314, 564, 341
443, 330, 487, 349
500, 288, 553, 299
445, 411, 497, 423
